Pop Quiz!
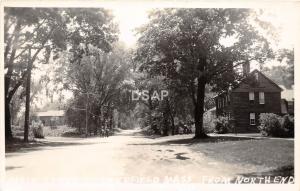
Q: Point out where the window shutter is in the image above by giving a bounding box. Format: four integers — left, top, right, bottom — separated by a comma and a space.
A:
249, 92, 254, 101
259, 92, 265, 104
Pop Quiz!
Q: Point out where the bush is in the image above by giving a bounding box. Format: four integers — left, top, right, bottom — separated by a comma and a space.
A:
140, 125, 156, 136
43, 125, 78, 137
32, 122, 44, 138
258, 113, 294, 137
281, 115, 294, 137
258, 113, 282, 136
214, 116, 231, 134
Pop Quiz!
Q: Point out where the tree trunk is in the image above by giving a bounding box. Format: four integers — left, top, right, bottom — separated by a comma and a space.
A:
170, 113, 176, 135
148, 89, 154, 130
109, 107, 113, 130
117, 111, 121, 129
78, 118, 82, 134
93, 120, 97, 135
24, 81, 30, 142
166, 99, 176, 135
4, 21, 23, 140
98, 109, 102, 133
24, 48, 33, 142
165, 99, 175, 135
162, 110, 169, 136
100, 107, 105, 131
194, 76, 208, 139
4, 64, 15, 141
5, 100, 13, 140
85, 94, 88, 137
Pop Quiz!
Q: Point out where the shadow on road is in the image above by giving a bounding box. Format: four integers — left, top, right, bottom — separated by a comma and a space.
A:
5, 138, 98, 155
174, 152, 190, 160
230, 165, 294, 183
128, 136, 253, 146
113, 130, 161, 140
61, 131, 83, 137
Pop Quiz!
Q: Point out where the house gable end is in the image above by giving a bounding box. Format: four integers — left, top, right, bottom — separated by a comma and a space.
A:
232, 70, 283, 93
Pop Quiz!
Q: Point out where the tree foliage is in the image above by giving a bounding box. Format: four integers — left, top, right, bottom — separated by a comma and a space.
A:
263, 48, 294, 89
58, 43, 132, 135
135, 8, 274, 138
4, 8, 118, 140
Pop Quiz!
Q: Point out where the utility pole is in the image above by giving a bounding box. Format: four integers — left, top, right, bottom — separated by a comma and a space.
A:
76, 92, 102, 138
24, 47, 32, 142
85, 93, 89, 137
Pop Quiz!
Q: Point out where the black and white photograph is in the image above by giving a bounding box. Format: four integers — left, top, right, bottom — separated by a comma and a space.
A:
1, 1, 298, 190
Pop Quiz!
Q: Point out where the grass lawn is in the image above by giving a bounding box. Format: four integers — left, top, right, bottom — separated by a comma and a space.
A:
5, 137, 43, 153
191, 138, 293, 167
6, 125, 80, 153
149, 134, 294, 179
12, 125, 79, 137
153, 135, 294, 170
189, 137, 294, 178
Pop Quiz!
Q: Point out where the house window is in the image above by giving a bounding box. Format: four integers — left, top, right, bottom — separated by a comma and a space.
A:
249, 92, 255, 102
228, 112, 231, 119
250, 113, 256, 125
259, 92, 265, 104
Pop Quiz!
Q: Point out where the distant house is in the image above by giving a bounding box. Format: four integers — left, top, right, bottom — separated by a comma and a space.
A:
280, 85, 294, 115
214, 64, 283, 133
287, 101, 294, 115
34, 110, 65, 126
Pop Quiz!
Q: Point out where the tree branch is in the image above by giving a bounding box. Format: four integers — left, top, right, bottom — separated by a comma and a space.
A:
7, 71, 28, 102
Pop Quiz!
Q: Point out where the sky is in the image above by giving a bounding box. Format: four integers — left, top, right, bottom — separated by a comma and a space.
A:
112, 6, 150, 47
112, 7, 297, 50
112, 6, 298, 73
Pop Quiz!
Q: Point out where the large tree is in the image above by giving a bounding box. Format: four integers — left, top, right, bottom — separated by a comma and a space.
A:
4, 8, 118, 140
135, 9, 274, 138
58, 43, 131, 135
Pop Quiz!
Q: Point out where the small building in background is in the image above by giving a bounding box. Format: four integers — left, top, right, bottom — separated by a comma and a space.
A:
280, 85, 294, 115
34, 110, 65, 126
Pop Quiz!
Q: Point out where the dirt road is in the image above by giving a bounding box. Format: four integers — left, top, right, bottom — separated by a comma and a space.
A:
5, 129, 264, 184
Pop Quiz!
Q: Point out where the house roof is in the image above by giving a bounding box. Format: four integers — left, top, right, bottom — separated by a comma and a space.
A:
252, 69, 283, 91
230, 69, 283, 92
214, 69, 283, 98
36, 110, 65, 117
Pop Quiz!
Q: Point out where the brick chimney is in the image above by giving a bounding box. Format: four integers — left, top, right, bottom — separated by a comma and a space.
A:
243, 61, 250, 76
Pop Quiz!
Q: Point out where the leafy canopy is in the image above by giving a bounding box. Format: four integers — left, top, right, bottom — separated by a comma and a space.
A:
136, 8, 274, 92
